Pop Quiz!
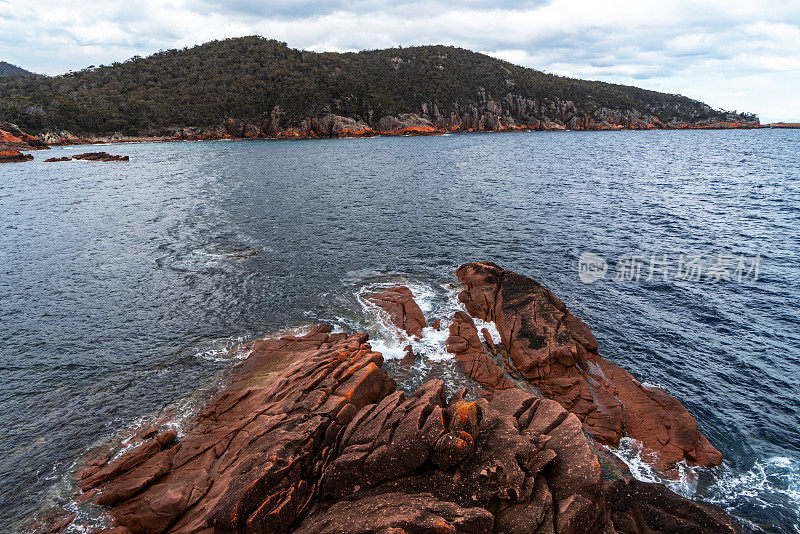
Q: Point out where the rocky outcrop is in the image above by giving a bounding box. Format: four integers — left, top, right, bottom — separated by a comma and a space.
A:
376, 113, 441, 135
72, 152, 129, 162
303, 384, 609, 534
454, 261, 722, 470
73, 325, 395, 533
29, 104, 759, 148
50, 323, 739, 534
43, 152, 129, 162
0, 149, 33, 163
40, 265, 742, 533
0, 121, 48, 150
365, 286, 427, 338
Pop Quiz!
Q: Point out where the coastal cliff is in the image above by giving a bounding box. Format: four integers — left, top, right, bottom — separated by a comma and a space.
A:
39, 263, 742, 534
0, 37, 758, 144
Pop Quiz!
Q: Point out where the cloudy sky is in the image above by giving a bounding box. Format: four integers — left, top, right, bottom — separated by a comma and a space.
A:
1, 0, 798, 122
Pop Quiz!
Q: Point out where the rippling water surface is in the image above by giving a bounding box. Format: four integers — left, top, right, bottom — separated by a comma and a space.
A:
1, 130, 798, 532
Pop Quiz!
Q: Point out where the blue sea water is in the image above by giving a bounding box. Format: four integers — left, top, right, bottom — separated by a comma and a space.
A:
0, 130, 798, 532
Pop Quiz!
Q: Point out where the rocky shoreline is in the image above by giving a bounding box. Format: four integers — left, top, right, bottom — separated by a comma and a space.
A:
36, 263, 741, 534
0, 113, 766, 164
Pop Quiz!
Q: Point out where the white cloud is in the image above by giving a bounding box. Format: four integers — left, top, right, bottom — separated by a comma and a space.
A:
0, 0, 798, 121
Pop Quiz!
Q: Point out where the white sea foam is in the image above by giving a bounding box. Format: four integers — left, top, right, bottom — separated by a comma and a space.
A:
706, 456, 800, 509
192, 334, 253, 363
610, 437, 800, 531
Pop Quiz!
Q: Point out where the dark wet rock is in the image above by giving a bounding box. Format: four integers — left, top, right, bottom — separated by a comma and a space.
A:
43, 156, 72, 162
365, 286, 427, 338
402, 344, 416, 363
230, 248, 261, 259
604, 478, 742, 533
455, 261, 722, 470
73, 152, 129, 162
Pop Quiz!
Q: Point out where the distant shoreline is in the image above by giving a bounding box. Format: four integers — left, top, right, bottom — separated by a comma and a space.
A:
43, 121, 780, 150
3, 120, 796, 163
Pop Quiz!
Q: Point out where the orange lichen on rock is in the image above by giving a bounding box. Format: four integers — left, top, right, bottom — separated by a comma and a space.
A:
455, 261, 723, 470
0, 149, 33, 163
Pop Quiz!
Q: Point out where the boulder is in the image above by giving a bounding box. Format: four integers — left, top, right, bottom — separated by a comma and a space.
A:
365, 286, 427, 338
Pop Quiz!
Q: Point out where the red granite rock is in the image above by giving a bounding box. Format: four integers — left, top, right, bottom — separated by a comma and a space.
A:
48, 317, 740, 534
77, 325, 395, 533
604, 478, 742, 533
365, 286, 427, 338
446, 311, 516, 393
455, 261, 722, 470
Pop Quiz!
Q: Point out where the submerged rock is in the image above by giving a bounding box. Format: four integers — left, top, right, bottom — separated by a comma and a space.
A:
455, 261, 722, 470
72, 152, 129, 162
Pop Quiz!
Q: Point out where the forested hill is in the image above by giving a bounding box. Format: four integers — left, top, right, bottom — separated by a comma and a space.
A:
0, 61, 36, 77
0, 36, 758, 138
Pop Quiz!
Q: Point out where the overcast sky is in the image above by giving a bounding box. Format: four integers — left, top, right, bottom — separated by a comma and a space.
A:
1, 0, 798, 122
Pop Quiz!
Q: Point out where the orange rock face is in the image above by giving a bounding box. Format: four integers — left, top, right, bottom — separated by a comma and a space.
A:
455, 261, 722, 470
0, 122, 48, 150
0, 149, 33, 163
365, 286, 427, 338
75, 326, 395, 533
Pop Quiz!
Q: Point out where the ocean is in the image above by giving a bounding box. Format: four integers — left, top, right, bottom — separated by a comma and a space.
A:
1, 129, 798, 532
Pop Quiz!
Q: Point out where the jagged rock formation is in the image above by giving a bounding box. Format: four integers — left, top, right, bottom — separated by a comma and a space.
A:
454, 262, 722, 470
73, 325, 394, 533
447, 310, 516, 393
41, 267, 741, 534
72, 152, 129, 162
365, 286, 428, 339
